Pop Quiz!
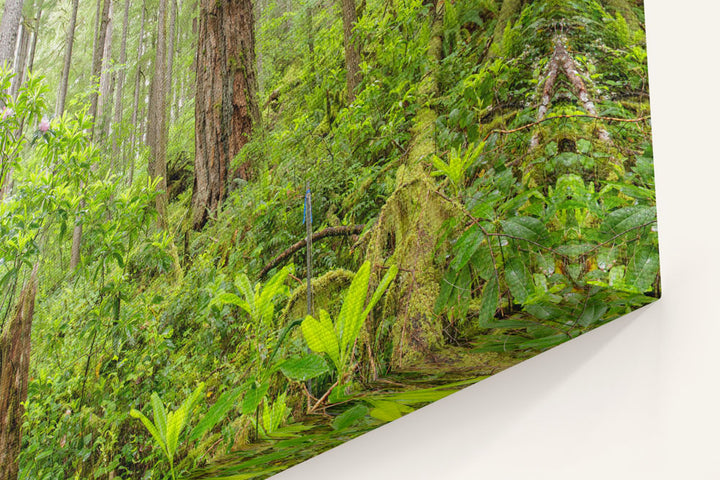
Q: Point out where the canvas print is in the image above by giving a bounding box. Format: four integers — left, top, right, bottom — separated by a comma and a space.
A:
0, 0, 659, 478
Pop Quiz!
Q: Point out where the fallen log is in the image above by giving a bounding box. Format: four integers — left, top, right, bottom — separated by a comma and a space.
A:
259, 225, 365, 279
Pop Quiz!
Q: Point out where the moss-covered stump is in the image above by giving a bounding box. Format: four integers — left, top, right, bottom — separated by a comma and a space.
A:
365, 162, 457, 370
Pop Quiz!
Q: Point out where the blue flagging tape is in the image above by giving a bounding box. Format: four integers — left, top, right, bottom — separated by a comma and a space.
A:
302, 188, 312, 225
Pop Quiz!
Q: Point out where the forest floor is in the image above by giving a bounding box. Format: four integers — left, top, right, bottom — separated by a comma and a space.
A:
187, 342, 527, 479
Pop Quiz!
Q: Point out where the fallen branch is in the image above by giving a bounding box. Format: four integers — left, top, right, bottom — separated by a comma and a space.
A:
259, 225, 365, 279
484, 113, 650, 142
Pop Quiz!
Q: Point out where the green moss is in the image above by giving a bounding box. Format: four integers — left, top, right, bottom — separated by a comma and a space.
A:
364, 165, 460, 369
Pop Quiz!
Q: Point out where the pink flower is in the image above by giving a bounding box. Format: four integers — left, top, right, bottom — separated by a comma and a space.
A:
39, 117, 50, 133
1, 107, 14, 121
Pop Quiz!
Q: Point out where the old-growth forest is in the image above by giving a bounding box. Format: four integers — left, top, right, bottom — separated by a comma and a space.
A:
0, 0, 659, 478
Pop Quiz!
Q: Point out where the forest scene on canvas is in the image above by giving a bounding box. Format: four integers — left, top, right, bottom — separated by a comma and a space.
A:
0, 0, 659, 478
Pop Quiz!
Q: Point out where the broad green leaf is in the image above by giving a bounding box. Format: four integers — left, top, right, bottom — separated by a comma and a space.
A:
436, 268, 460, 313
234, 273, 256, 318
301, 310, 341, 368
359, 265, 398, 329
130, 409, 168, 458
317, 310, 340, 368
215, 292, 250, 313
554, 243, 594, 257
608, 265, 626, 287
626, 248, 660, 292
577, 301, 608, 327
500, 216, 548, 242
301, 315, 329, 353
477, 276, 498, 326
279, 354, 330, 382
519, 333, 573, 350
257, 266, 291, 325
368, 400, 413, 422
602, 206, 656, 236
450, 226, 485, 271
242, 380, 270, 416
165, 409, 181, 458
337, 262, 371, 351
188, 387, 243, 442
472, 244, 495, 280
150, 393, 168, 444
533, 273, 548, 292
270, 393, 287, 431
167, 383, 204, 456
525, 302, 568, 321
504, 258, 532, 304
332, 404, 369, 431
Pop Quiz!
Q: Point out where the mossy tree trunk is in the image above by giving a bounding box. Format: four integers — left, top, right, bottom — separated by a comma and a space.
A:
0, 267, 37, 480
365, 2, 453, 370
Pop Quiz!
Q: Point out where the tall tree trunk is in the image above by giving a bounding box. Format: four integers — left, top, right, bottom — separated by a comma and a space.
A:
112, 0, 131, 165
147, 0, 169, 228
10, 21, 29, 97
0, 266, 38, 480
167, 0, 177, 123
169, 1, 179, 123
71, 0, 111, 272
88, 0, 112, 140
192, 0, 261, 230
340, 0, 361, 103
55, 0, 79, 117
26, 0, 43, 73
98, 0, 114, 139
129, 0, 147, 187
0, 0, 23, 68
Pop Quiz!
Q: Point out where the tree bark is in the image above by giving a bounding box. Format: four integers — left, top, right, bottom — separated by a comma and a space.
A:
147, 0, 169, 228
26, 0, 43, 74
128, 0, 147, 187
55, 0, 79, 117
340, 0, 361, 103
98, 0, 114, 139
0, 0, 23, 68
70, 0, 111, 272
88, 0, 112, 140
112, 0, 131, 165
0, 266, 37, 480
167, 0, 177, 123
10, 21, 29, 98
192, 0, 261, 230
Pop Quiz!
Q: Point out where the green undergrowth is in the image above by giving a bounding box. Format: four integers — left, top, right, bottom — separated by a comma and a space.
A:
7, 0, 659, 478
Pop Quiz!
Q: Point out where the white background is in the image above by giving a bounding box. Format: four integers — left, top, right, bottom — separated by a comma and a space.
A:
275, 1, 720, 478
